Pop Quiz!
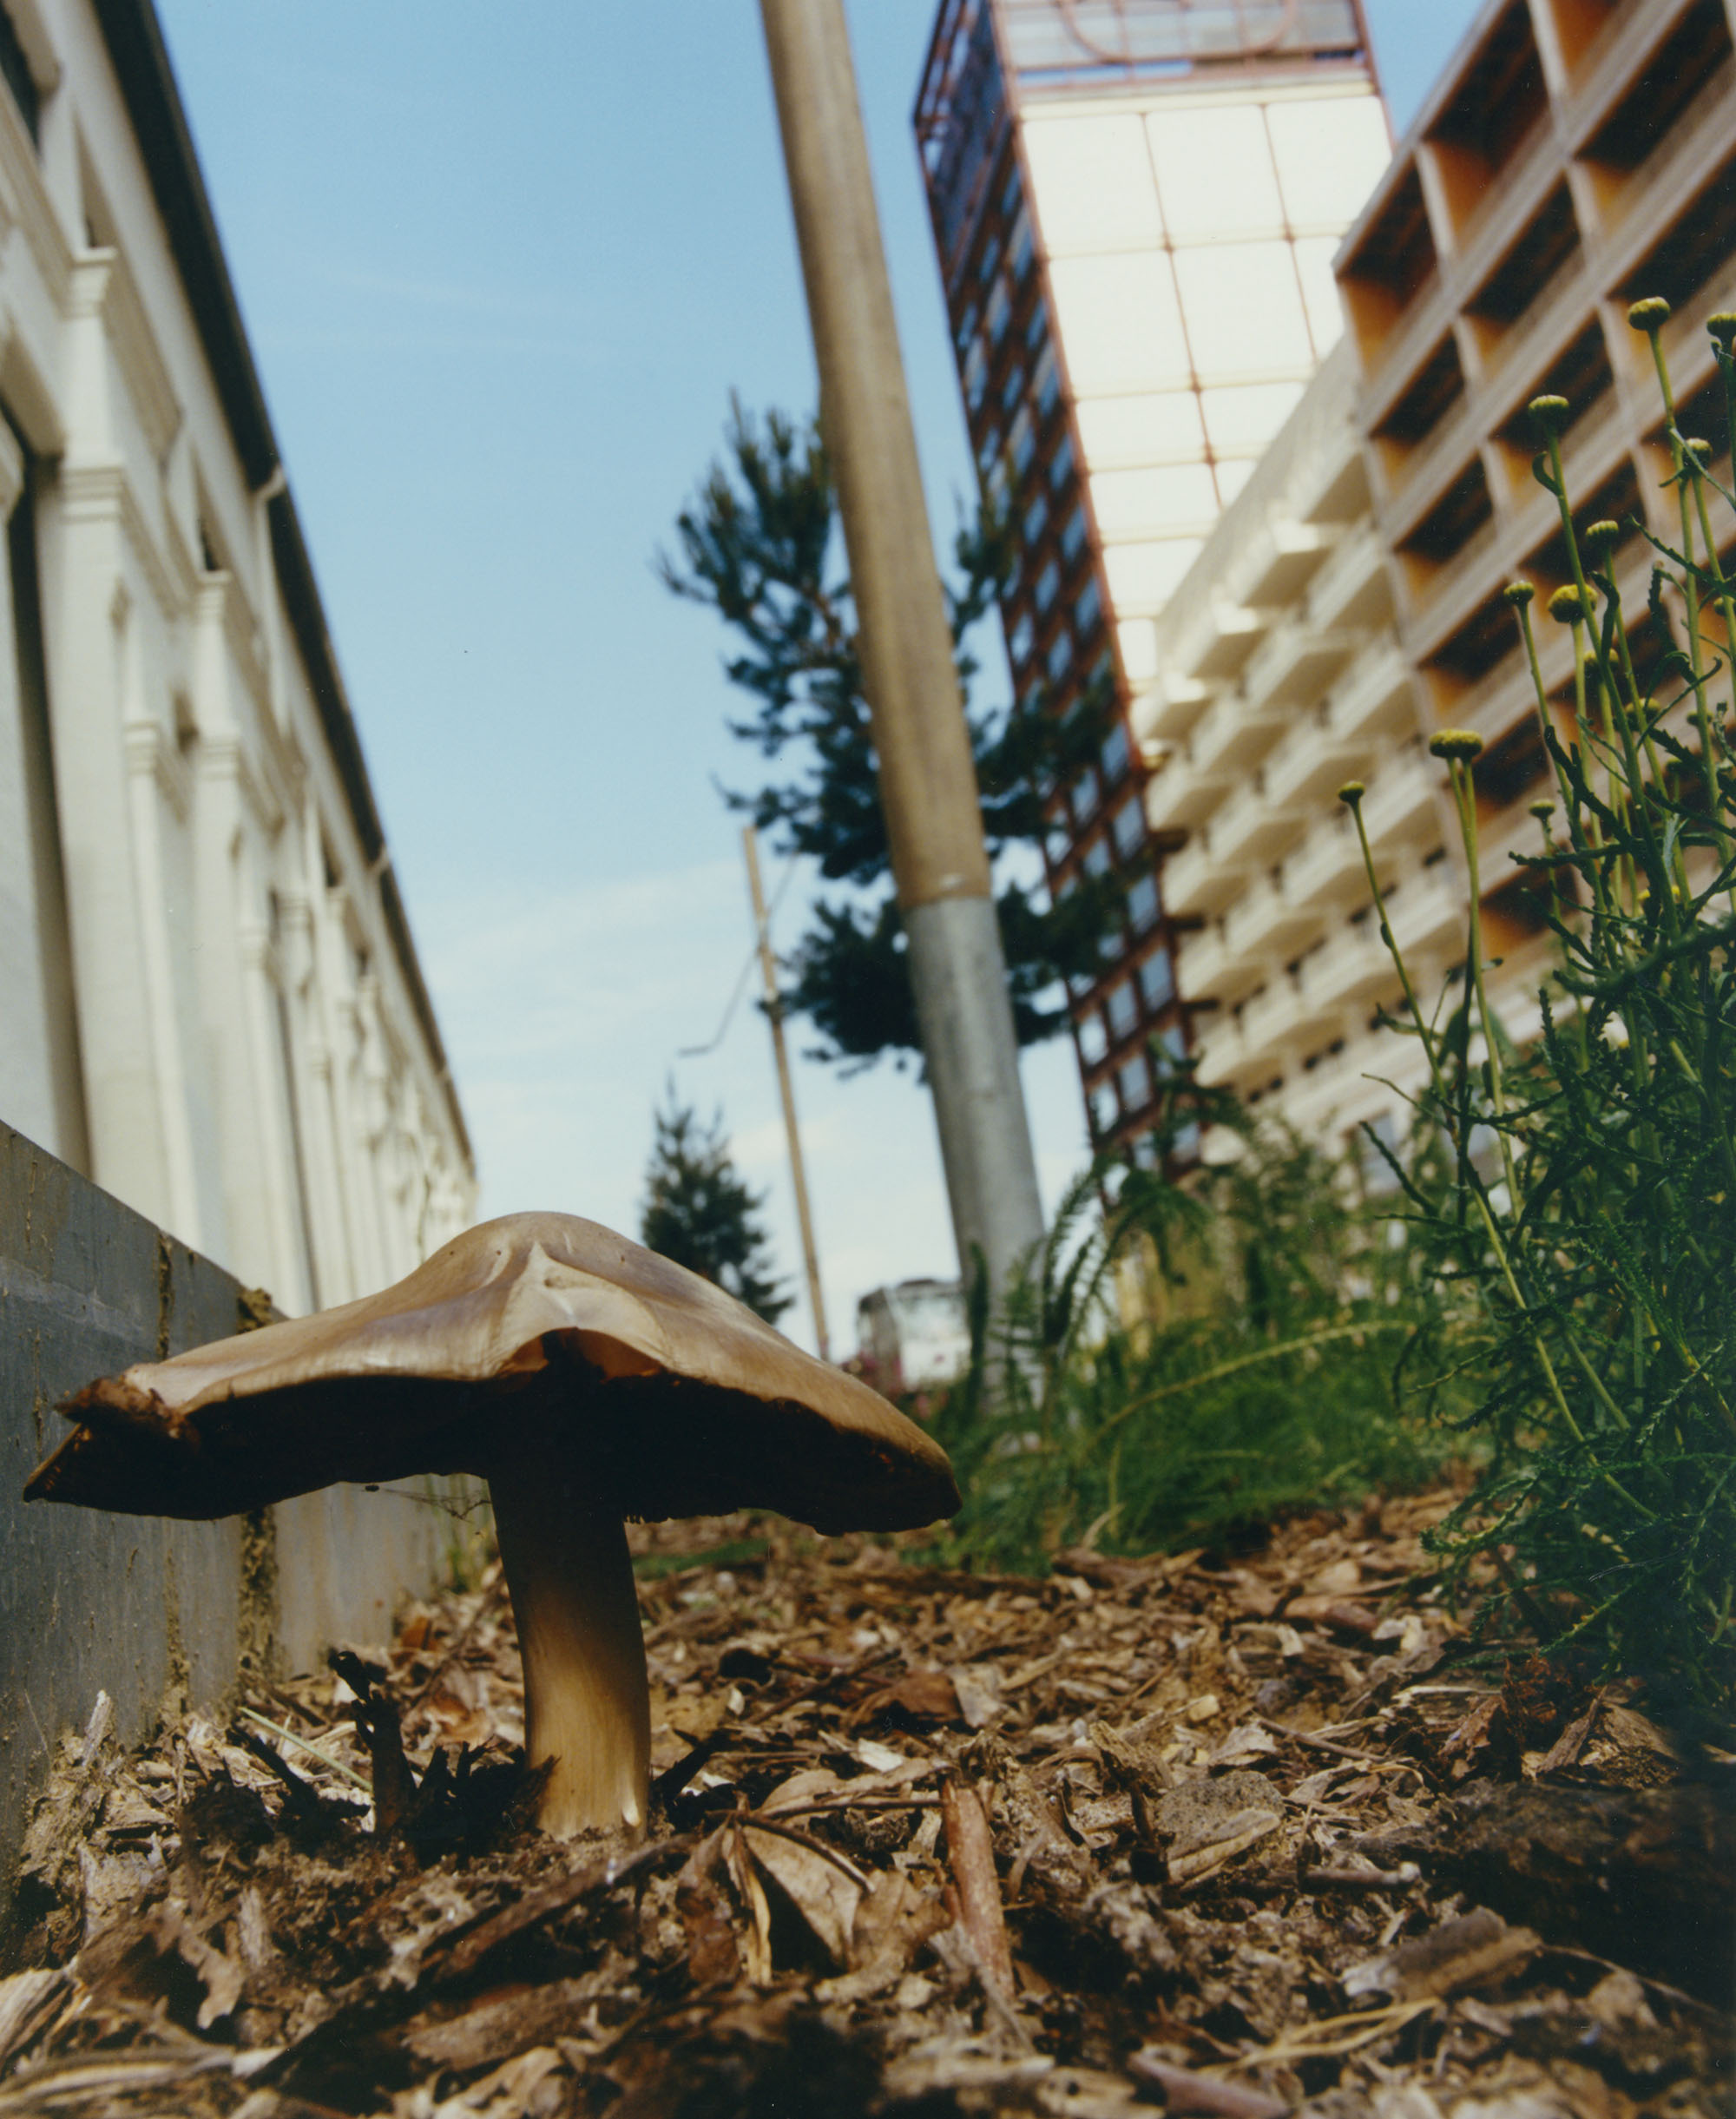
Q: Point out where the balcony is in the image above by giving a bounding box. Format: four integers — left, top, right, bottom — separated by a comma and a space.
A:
1176, 922, 1265, 1008
1281, 811, 1366, 909
1135, 671, 1210, 745
1306, 520, 1389, 634
1242, 515, 1340, 608
1194, 1010, 1253, 1088
1162, 829, 1254, 918
1378, 396, 1481, 557
1222, 870, 1330, 966
1187, 688, 1286, 782
1143, 742, 1236, 833
1281, 1024, 1424, 1135
1210, 777, 1306, 870
1177, 601, 1267, 682
1388, 861, 1465, 964
1329, 637, 1417, 745
1359, 751, 1442, 857
1261, 718, 1371, 819
1239, 972, 1341, 1074
1295, 918, 1395, 1018
1241, 624, 1359, 717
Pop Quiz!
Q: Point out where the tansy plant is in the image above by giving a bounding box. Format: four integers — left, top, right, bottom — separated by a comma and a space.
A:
1341, 300, 1736, 1719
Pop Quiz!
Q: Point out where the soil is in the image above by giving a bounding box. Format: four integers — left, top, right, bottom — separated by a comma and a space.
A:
1, 1486, 1730, 2117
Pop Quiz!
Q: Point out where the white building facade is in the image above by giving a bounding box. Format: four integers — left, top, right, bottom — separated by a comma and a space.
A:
0, 0, 474, 1313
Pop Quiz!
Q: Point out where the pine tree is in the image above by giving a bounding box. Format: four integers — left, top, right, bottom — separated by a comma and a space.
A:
658, 400, 1124, 1069
639, 1091, 792, 1326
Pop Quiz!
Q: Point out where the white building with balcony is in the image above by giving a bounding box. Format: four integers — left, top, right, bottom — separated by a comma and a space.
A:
1136, 0, 1736, 1165
1136, 342, 1462, 1152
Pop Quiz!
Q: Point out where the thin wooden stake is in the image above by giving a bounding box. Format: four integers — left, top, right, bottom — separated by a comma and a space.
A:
743, 826, 830, 1360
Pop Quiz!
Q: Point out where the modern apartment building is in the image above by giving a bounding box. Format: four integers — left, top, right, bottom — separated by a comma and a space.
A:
1140, 344, 1453, 1149
1137, 0, 1736, 1156
914, 0, 1390, 1151
0, 0, 476, 1310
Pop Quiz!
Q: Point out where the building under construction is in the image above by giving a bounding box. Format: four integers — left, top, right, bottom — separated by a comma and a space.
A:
914, 0, 1390, 1153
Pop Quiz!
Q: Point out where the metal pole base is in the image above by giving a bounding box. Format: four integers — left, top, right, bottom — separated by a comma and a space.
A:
904, 895, 1045, 1302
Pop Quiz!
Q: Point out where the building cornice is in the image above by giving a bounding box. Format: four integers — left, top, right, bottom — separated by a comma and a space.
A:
90, 0, 273, 484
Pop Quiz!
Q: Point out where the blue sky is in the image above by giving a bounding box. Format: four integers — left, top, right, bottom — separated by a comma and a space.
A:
155, 0, 1485, 1351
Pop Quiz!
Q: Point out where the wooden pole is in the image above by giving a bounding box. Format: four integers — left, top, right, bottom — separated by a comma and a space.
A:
757, 0, 1044, 1301
743, 826, 831, 1361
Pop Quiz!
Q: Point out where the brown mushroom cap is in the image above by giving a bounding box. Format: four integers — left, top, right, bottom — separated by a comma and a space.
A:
24, 1213, 961, 1536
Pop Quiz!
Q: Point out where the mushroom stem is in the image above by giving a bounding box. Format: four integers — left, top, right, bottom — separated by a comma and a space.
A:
486, 1425, 649, 1839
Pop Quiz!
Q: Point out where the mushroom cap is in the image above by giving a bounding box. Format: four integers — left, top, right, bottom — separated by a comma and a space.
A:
24, 1213, 961, 1537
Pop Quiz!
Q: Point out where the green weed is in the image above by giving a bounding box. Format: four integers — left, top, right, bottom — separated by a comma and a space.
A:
923, 1108, 1456, 1575
1345, 301, 1736, 1720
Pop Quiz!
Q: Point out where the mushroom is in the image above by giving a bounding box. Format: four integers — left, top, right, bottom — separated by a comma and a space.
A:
23, 1213, 959, 1839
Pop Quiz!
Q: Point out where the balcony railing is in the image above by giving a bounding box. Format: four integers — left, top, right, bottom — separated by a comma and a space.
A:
1241, 514, 1341, 609
1176, 923, 1265, 1008
1144, 742, 1237, 833
1281, 808, 1365, 907
1359, 751, 1441, 855
1296, 918, 1395, 1018
1162, 829, 1253, 917
1305, 519, 1387, 634
1241, 624, 1359, 718
1134, 671, 1210, 746
1328, 637, 1415, 744
1261, 718, 1370, 817
1187, 688, 1286, 781
1209, 778, 1306, 870
1389, 862, 1465, 964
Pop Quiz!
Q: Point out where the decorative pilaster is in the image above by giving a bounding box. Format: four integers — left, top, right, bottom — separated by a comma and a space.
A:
0, 419, 87, 1166
45, 463, 180, 1227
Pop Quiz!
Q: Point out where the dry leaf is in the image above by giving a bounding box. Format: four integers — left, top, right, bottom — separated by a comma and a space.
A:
740, 1824, 862, 1969
724, 1825, 773, 1984
941, 1776, 1016, 2004
949, 1664, 1005, 1728
816, 1872, 950, 2005
1207, 1723, 1279, 1767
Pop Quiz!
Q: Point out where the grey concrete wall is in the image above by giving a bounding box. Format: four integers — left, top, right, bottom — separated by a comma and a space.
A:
0, 1121, 480, 1895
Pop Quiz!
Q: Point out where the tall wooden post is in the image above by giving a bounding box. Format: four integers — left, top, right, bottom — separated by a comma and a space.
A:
757, 0, 1045, 1301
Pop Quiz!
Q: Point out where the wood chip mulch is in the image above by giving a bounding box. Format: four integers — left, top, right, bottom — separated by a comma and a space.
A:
1, 1485, 1730, 2117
